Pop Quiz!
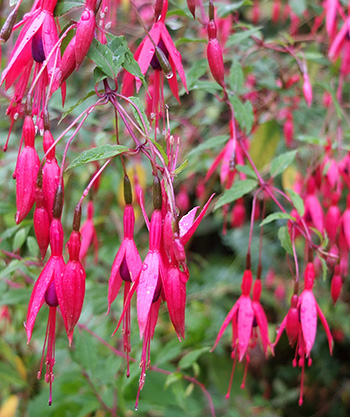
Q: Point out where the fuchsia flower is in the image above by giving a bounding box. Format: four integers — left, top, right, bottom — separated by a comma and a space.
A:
15, 115, 40, 224
212, 270, 273, 397
122, 0, 187, 104
108, 177, 142, 376
75, 0, 97, 70
25, 188, 66, 405
1, 0, 62, 115
56, 208, 86, 346
206, 6, 225, 89
274, 262, 333, 406
34, 169, 50, 259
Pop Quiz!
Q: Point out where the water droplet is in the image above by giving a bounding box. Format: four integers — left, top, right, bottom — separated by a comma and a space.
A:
165, 71, 173, 79
142, 264, 148, 271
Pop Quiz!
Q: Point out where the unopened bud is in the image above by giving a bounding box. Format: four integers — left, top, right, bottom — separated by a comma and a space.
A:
153, 176, 162, 210
155, 46, 172, 78
208, 0, 214, 21
154, 0, 163, 20
187, 0, 196, 18
73, 205, 82, 231
43, 109, 50, 131
52, 185, 63, 219
124, 175, 132, 205
0, 8, 17, 43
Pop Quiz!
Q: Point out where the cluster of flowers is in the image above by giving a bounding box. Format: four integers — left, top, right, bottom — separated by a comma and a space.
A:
1, 0, 349, 411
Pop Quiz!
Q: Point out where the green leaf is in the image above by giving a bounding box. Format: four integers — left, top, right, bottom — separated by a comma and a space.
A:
187, 59, 208, 89
289, 0, 306, 16
286, 188, 305, 216
87, 39, 120, 79
128, 96, 150, 133
249, 120, 280, 170
59, 90, 96, 123
187, 135, 229, 158
54, 0, 84, 16
66, 144, 129, 170
319, 256, 328, 282
227, 27, 262, 46
179, 347, 209, 370
229, 95, 254, 134
217, 0, 252, 17
260, 212, 294, 227
164, 372, 182, 388
270, 150, 297, 177
0, 260, 21, 280
215, 179, 258, 210
175, 38, 207, 47
235, 164, 257, 179
13, 228, 29, 251
229, 60, 244, 92
173, 160, 188, 176
148, 137, 169, 166
278, 226, 293, 255
27, 236, 39, 258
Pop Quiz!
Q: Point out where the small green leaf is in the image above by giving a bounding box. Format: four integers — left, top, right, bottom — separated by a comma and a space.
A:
227, 27, 262, 46
148, 137, 169, 166
187, 135, 228, 158
250, 120, 280, 170
128, 96, 150, 133
87, 39, 118, 79
164, 372, 182, 388
270, 150, 297, 177
215, 179, 258, 210
217, 0, 252, 16
59, 90, 96, 123
260, 212, 294, 227
173, 160, 188, 176
187, 59, 208, 89
66, 144, 129, 170
175, 38, 207, 47
286, 188, 305, 216
54, 0, 84, 16
319, 256, 328, 282
229, 95, 254, 134
27, 236, 39, 258
179, 347, 209, 370
235, 164, 257, 179
278, 226, 293, 255
229, 60, 244, 92
13, 228, 29, 251
289, 0, 306, 16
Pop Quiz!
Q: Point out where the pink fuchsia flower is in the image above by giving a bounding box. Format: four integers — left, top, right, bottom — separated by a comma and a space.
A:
108, 177, 142, 376
330, 265, 342, 305
75, 0, 97, 70
15, 115, 40, 224
122, 0, 187, 104
34, 169, 50, 259
1, 0, 62, 115
25, 189, 66, 405
55, 208, 86, 346
212, 270, 273, 397
274, 262, 333, 405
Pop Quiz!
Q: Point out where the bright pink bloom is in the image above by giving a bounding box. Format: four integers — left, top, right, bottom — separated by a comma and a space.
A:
34, 172, 50, 259
108, 203, 142, 376
207, 19, 225, 88
325, 0, 339, 38
56, 228, 86, 346
122, 0, 187, 104
25, 213, 66, 405
330, 265, 342, 305
302, 73, 313, 107
212, 270, 273, 397
274, 263, 333, 405
15, 116, 40, 224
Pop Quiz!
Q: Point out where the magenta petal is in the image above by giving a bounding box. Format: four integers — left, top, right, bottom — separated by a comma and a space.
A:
41, 13, 60, 77
160, 23, 187, 91
150, 298, 161, 339
342, 209, 350, 250
26, 259, 55, 343
107, 242, 126, 311
316, 303, 333, 355
273, 315, 287, 347
253, 301, 271, 356
329, 19, 350, 60
181, 194, 215, 245
137, 252, 161, 339
179, 207, 199, 237
237, 295, 254, 361
299, 290, 317, 356
212, 299, 239, 351
125, 240, 142, 282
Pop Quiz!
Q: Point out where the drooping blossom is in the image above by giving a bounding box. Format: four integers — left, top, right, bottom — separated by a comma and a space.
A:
274, 262, 333, 405
108, 176, 142, 376
25, 186, 66, 405
122, 0, 187, 106
212, 270, 273, 397
80, 200, 98, 264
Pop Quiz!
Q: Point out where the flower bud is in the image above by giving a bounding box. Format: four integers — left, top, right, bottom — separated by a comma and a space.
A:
303, 73, 313, 107
207, 34, 225, 88
124, 175, 132, 205
331, 266, 342, 305
187, 0, 196, 18
286, 294, 300, 346
0, 8, 18, 43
